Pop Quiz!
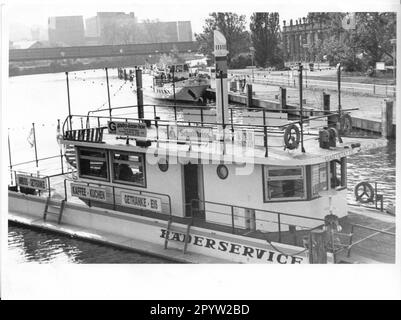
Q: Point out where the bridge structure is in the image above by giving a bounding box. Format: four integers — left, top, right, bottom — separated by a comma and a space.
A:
9, 41, 200, 62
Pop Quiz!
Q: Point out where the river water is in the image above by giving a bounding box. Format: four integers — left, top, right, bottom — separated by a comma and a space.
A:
7, 69, 396, 263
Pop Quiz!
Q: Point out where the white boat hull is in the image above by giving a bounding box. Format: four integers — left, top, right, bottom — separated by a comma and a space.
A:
9, 192, 314, 264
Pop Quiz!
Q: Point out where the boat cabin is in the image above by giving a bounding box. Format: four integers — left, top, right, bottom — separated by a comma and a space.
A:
60, 104, 378, 236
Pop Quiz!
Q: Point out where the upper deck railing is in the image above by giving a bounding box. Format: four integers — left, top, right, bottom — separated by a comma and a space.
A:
62, 104, 352, 157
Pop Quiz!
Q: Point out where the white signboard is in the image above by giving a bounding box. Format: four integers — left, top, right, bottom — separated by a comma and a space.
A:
108, 121, 147, 138
376, 62, 386, 71
17, 174, 47, 191
121, 192, 162, 213
70, 183, 107, 202
213, 30, 229, 56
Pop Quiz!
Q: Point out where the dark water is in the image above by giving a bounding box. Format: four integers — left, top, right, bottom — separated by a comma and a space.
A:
8, 223, 173, 263
347, 139, 396, 208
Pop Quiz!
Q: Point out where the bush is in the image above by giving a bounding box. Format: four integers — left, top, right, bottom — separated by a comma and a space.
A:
229, 53, 253, 69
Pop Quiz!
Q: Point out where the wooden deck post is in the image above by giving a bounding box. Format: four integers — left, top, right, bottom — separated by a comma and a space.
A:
308, 230, 327, 264
280, 87, 287, 112
246, 84, 253, 108
381, 99, 394, 139
323, 92, 335, 127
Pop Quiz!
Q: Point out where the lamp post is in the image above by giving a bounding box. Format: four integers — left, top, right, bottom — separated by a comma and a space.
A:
337, 62, 342, 114
303, 44, 309, 87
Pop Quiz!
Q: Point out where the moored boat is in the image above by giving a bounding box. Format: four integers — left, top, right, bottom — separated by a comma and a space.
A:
143, 63, 210, 104
7, 31, 395, 264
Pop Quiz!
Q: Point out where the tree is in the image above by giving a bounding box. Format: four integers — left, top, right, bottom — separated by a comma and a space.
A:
353, 13, 396, 68
158, 45, 185, 67
307, 12, 396, 72
195, 13, 250, 66
249, 12, 282, 68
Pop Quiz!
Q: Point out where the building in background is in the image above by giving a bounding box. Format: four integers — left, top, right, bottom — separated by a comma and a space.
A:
48, 16, 85, 46
85, 12, 137, 45
177, 21, 193, 41
85, 12, 192, 45
281, 17, 332, 64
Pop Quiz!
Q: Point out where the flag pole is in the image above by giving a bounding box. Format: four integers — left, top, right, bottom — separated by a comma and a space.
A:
8, 129, 13, 184
32, 122, 39, 167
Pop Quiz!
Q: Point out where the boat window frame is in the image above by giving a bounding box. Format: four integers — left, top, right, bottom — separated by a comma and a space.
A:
77, 147, 110, 182
110, 150, 147, 188
263, 165, 307, 202
330, 157, 347, 191
310, 162, 329, 198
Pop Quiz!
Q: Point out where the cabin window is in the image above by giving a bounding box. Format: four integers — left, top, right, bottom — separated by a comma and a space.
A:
264, 166, 305, 201
311, 163, 328, 197
78, 148, 109, 181
330, 157, 347, 189
111, 151, 146, 187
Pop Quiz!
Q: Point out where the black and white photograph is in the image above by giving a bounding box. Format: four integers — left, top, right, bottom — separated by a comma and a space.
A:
0, 0, 400, 300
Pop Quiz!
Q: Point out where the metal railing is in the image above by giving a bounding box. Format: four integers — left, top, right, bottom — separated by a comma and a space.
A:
189, 199, 325, 244
229, 71, 396, 97
332, 223, 396, 260
7, 149, 73, 186
62, 105, 349, 158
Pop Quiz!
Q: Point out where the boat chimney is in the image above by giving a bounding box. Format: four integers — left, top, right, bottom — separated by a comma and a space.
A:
213, 29, 229, 128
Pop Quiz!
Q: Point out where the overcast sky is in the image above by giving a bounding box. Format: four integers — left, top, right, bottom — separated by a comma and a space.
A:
5, 0, 399, 32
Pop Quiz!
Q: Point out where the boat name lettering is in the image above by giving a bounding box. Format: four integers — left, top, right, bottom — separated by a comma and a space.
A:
160, 229, 304, 264
121, 192, 162, 213
108, 121, 147, 138
323, 149, 356, 162
70, 183, 107, 202
16, 174, 47, 191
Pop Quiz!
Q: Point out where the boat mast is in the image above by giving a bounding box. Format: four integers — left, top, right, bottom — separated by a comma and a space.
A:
172, 66, 176, 105
105, 67, 112, 121
135, 67, 144, 119
337, 62, 342, 114
298, 63, 305, 153
65, 71, 72, 131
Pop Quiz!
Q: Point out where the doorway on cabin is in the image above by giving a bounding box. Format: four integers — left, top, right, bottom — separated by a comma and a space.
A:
183, 163, 204, 219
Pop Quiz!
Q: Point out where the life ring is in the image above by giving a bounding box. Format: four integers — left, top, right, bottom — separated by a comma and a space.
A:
354, 182, 374, 203
328, 127, 343, 144
340, 114, 352, 134
284, 124, 300, 150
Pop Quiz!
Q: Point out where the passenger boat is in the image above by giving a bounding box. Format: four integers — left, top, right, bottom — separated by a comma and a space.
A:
8, 31, 393, 264
142, 63, 210, 104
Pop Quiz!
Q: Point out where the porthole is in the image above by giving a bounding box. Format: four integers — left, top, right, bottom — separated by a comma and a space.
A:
217, 164, 229, 180
158, 159, 169, 172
